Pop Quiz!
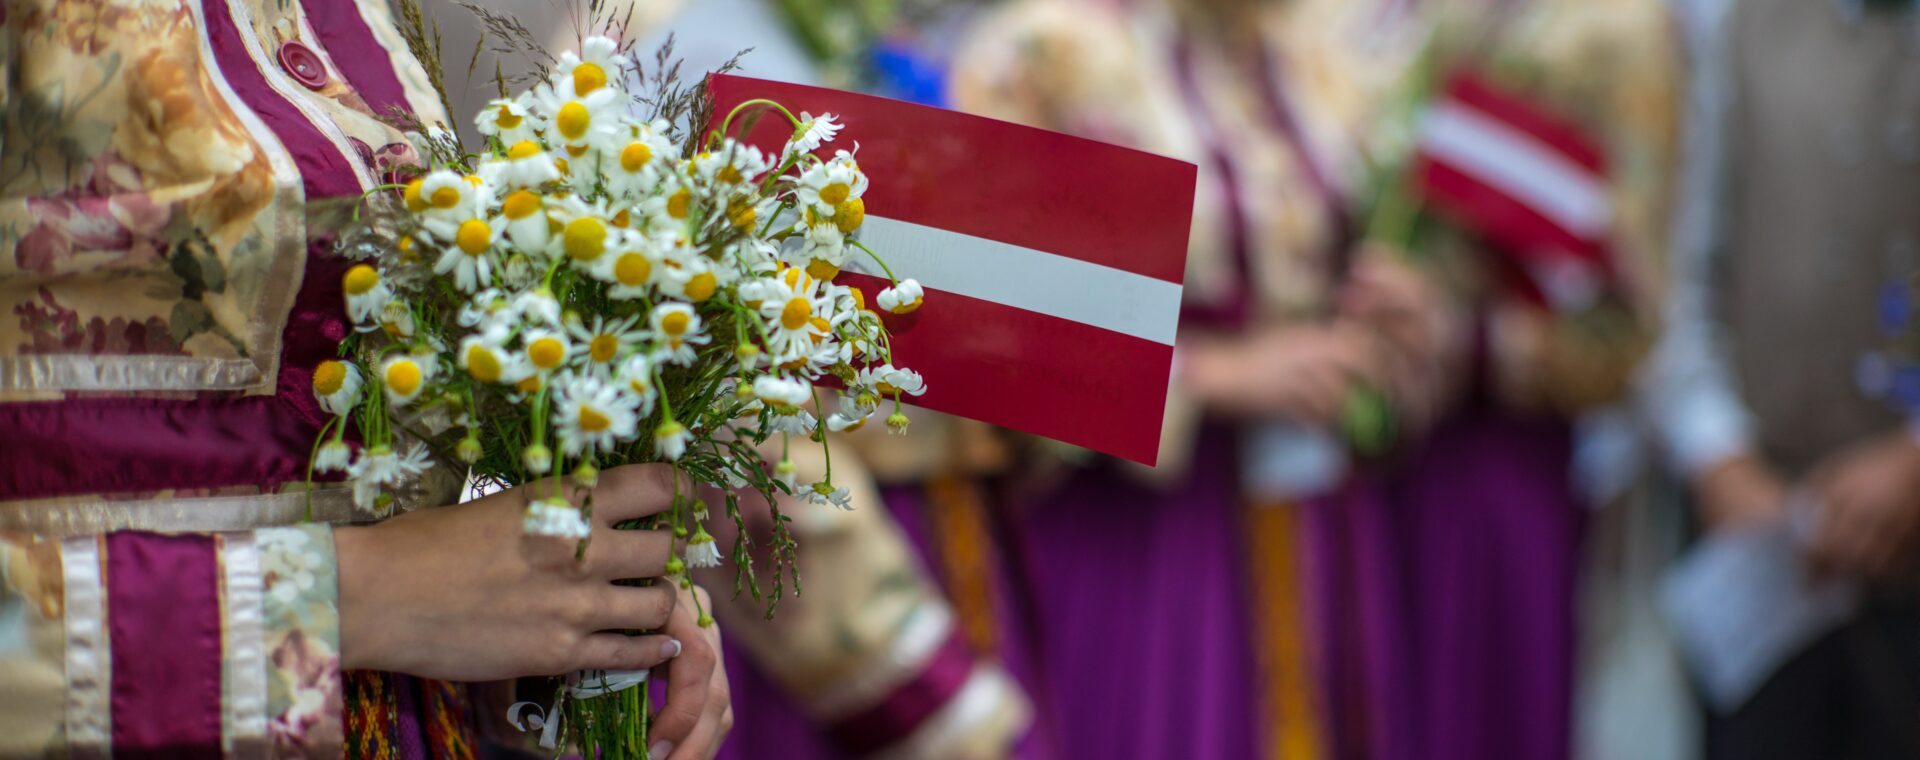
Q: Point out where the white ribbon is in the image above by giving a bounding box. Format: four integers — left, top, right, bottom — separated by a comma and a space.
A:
565, 667, 650, 698
507, 700, 563, 749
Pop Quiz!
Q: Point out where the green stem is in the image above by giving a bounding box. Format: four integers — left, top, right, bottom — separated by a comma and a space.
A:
850, 239, 897, 284
303, 415, 341, 523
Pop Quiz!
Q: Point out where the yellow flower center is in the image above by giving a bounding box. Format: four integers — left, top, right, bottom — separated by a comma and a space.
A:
342, 265, 379, 295
835, 197, 865, 233
573, 62, 607, 95
629, 378, 651, 396
313, 361, 347, 396
507, 140, 543, 160
456, 219, 492, 255
614, 253, 652, 287
466, 344, 502, 383
848, 287, 867, 311
430, 185, 462, 209
494, 104, 523, 129
781, 297, 812, 330
528, 337, 566, 369
385, 361, 422, 397
661, 311, 690, 337
556, 102, 591, 141
809, 316, 830, 343
566, 143, 590, 158
621, 142, 652, 172
503, 190, 541, 220
728, 197, 757, 230
563, 217, 607, 262
806, 259, 841, 281
716, 165, 744, 184
554, 157, 570, 175
396, 235, 417, 262
516, 376, 542, 394
590, 334, 620, 363
818, 182, 850, 206
578, 405, 612, 432
667, 189, 692, 219
611, 208, 631, 228
403, 178, 426, 212
684, 272, 718, 302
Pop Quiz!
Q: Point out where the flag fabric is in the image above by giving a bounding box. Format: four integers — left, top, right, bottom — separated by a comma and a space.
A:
707, 75, 1196, 465
1414, 72, 1615, 311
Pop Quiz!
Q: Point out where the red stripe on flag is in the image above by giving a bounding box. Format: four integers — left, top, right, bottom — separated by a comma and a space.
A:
1416, 157, 1605, 264
842, 273, 1172, 466
708, 75, 1195, 286
1441, 73, 1605, 175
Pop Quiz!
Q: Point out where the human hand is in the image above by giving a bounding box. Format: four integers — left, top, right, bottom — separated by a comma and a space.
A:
335, 464, 684, 681
1180, 324, 1376, 426
1338, 249, 1466, 430
648, 584, 733, 760
1694, 452, 1789, 533
1807, 433, 1920, 580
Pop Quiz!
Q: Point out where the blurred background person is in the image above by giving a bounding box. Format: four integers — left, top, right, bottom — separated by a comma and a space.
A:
1638, 0, 1920, 757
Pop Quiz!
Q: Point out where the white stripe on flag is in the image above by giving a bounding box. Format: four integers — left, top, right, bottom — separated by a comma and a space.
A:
848, 216, 1185, 346
1419, 101, 1614, 240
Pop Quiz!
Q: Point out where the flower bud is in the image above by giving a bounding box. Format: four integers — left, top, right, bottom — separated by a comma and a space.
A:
522, 443, 553, 475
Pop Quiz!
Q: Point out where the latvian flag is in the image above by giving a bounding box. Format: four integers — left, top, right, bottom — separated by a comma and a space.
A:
708, 75, 1197, 465
1414, 72, 1616, 312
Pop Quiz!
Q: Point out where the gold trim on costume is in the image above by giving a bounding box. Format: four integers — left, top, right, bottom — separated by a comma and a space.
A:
2, 488, 361, 537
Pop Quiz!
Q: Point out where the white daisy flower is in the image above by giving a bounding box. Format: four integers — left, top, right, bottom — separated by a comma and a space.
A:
648, 302, 710, 366
513, 288, 564, 326
315, 439, 352, 473
657, 247, 724, 303
858, 363, 927, 397
380, 354, 434, 405
523, 496, 593, 539
607, 121, 675, 199
774, 458, 799, 491
753, 375, 811, 408
311, 360, 363, 417
342, 264, 391, 326
379, 300, 417, 341
556, 36, 624, 97
617, 354, 659, 417
458, 289, 514, 330
550, 199, 621, 266
522, 328, 573, 374
654, 419, 691, 461
475, 95, 539, 145
757, 268, 831, 364
792, 155, 867, 217
695, 139, 771, 189
417, 170, 488, 221
826, 409, 870, 433
685, 527, 722, 568
498, 189, 553, 255
553, 373, 641, 457
785, 112, 842, 158
533, 80, 621, 154
805, 482, 853, 510
494, 141, 563, 188
347, 443, 431, 512
876, 278, 925, 314
769, 408, 818, 436
459, 333, 527, 385
567, 314, 644, 375
798, 219, 850, 273
429, 216, 501, 292
522, 443, 554, 475
598, 241, 663, 300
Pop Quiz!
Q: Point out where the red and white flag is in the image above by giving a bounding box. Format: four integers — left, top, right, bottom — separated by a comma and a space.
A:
1414, 72, 1615, 311
708, 75, 1196, 465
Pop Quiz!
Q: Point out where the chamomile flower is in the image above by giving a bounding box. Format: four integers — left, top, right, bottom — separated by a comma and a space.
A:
459, 333, 526, 385
607, 121, 675, 199
798, 219, 850, 275
695, 139, 771, 189
774, 458, 799, 491
792, 155, 867, 217
380, 300, 417, 341
568, 314, 644, 376
342, 264, 391, 325
553, 373, 641, 457
753, 375, 811, 409
347, 443, 431, 512
658, 249, 723, 303
475, 96, 538, 145
599, 241, 663, 299
654, 418, 690, 461
643, 173, 697, 226
617, 354, 659, 416
494, 140, 563, 188
417, 170, 487, 221
826, 409, 870, 433
458, 289, 514, 330
514, 287, 563, 326
769, 408, 817, 436
785, 112, 842, 157
498, 189, 553, 254
648, 302, 710, 366
685, 525, 722, 568
522, 443, 553, 475
556, 36, 624, 97
380, 354, 434, 405
315, 439, 352, 473
311, 360, 363, 416
524, 496, 592, 539
533, 79, 621, 154
859, 363, 927, 397
430, 216, 501, 292
758, 268, 830, 363
806, 481, 853, 510
551, 200, 621, 266
522, 328, 573, 374
876, 279, 924, 314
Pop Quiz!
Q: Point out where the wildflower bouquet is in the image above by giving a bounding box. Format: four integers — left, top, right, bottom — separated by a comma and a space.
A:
309, 33, 926, 756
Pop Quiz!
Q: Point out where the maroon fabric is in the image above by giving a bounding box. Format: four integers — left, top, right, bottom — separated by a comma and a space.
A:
106, 533, 224, 757
0, 0, 364, 501
303, 0, 413, 118
825, 629, 977, 755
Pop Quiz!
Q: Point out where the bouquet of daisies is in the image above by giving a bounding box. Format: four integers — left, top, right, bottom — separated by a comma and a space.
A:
308, 33, 926, 755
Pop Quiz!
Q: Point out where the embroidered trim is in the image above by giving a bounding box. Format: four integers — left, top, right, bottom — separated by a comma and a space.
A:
60, 535, 111, 760
0, 487, 360, 537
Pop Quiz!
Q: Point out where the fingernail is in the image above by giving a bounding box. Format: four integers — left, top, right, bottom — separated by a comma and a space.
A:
649, 740, 674, 758
662, 638, 682, 659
